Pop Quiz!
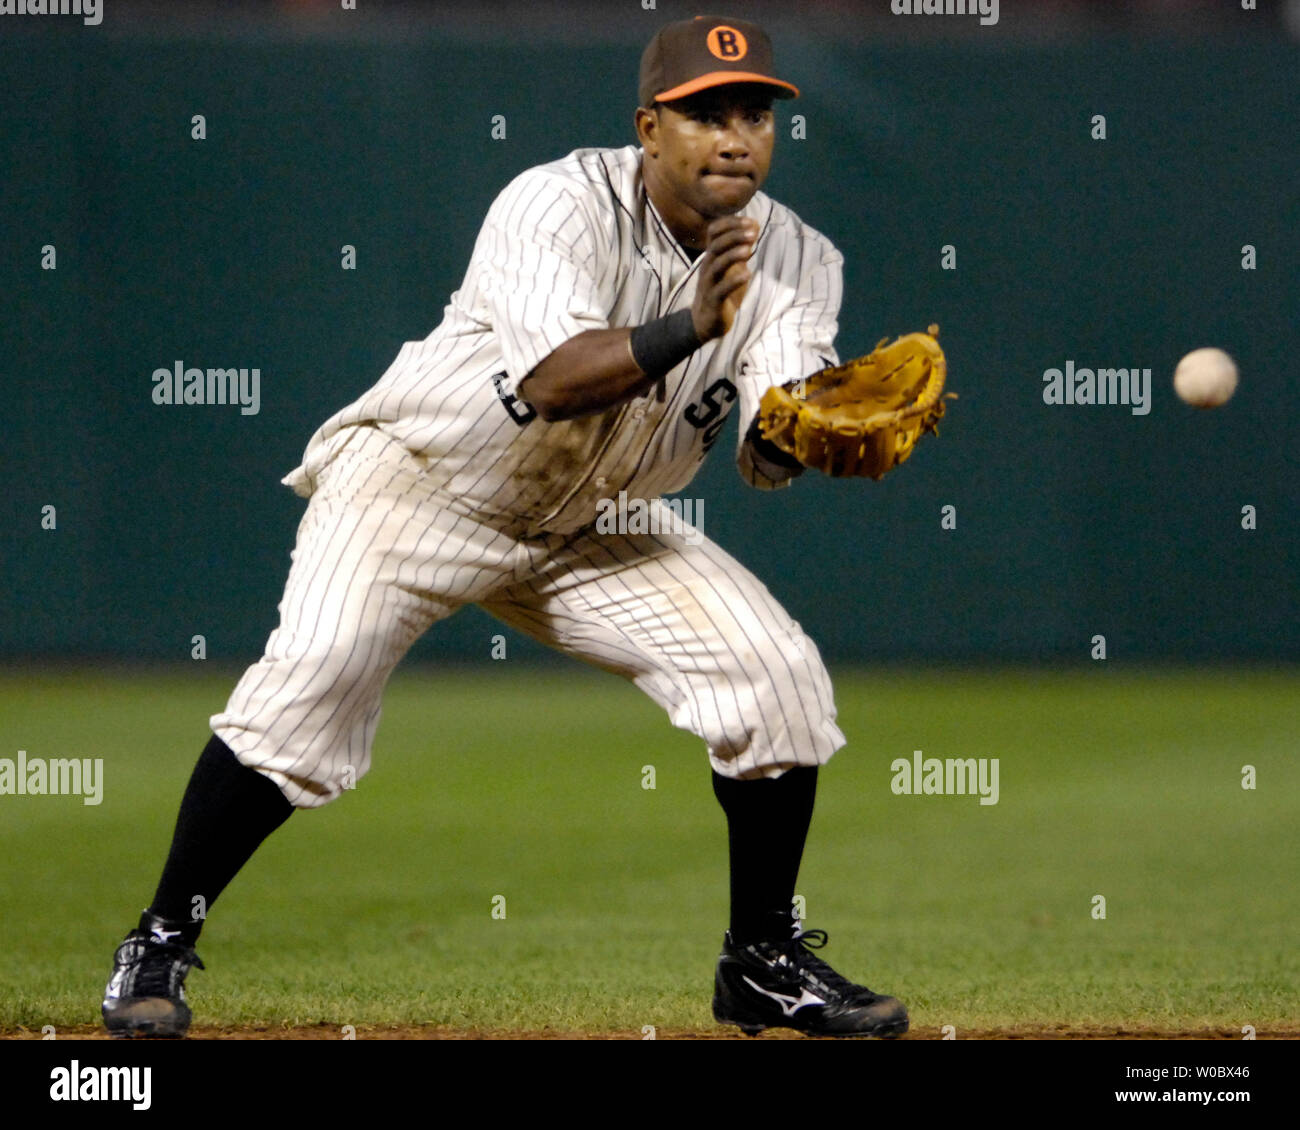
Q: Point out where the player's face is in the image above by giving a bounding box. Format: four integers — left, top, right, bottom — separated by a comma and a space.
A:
641, 86, 775, 220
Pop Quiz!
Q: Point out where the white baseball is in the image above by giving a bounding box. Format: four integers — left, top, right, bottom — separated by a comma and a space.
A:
1173, 348, 1238, 408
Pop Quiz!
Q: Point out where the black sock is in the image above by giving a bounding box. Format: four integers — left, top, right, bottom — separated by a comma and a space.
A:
712, 766, 818, 945
147, 734, 294, 943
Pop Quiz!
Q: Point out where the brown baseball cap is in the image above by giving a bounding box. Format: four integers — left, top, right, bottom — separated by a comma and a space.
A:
638, 15, 800, 107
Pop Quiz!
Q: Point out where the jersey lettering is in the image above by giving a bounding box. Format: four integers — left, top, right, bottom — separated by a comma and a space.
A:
685, 378, 738, 453
493, 371, 538, 426
684, 378, 737, 429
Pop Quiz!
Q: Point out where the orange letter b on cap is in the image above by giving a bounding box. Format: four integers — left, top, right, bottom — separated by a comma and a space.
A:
707, 26, 748, 61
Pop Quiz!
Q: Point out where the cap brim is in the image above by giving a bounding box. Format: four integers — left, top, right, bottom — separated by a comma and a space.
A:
655, 72, 800, 103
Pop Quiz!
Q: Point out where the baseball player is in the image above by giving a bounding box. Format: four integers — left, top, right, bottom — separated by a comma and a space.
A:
102, 14, 909, 1040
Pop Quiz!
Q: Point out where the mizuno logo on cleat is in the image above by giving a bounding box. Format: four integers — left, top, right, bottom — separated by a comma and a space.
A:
741, 975, 825, 1016
150, 927, 181, 943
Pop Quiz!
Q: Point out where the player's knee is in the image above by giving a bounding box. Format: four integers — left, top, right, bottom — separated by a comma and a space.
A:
731, 761, 807, 781
266, 759, 370, 809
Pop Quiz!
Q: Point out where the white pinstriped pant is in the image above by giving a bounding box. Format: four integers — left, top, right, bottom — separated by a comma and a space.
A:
211, 425, 844, 807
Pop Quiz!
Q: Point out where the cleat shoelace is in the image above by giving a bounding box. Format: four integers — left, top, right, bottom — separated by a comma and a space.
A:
116, 937, 205, 998
772, 929, 881, 1003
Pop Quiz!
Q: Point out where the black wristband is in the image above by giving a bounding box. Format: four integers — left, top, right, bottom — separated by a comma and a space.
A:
629, 309, 702, 378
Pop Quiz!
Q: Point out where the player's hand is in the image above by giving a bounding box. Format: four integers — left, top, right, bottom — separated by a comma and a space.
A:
691, 217, 758, 343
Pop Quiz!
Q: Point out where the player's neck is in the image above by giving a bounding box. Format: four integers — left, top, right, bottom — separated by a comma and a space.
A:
641, 161, 709, 257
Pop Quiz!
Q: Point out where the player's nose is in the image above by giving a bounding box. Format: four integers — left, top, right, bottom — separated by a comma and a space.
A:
714, 135, 750, 166
714, 115, 752, 160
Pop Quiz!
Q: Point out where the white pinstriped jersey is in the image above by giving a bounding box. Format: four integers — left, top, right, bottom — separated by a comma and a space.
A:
284, 144, 844, 537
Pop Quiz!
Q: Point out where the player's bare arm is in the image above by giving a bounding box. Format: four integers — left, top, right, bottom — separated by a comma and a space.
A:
519, 215, 757, 422
517, 329, 653, 422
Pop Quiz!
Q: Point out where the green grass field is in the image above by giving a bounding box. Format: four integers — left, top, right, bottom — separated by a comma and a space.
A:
1, 665, 1297, 1036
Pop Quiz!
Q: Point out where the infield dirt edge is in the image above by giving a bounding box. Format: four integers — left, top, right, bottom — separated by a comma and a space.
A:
4, 1024, 1294, 1041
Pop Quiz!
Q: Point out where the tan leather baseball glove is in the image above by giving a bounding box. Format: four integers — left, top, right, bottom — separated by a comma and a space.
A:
757, 324, 954, 479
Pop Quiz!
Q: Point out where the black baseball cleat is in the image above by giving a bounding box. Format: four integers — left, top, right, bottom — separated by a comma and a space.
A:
101, 911, 205, 1039
713, 927, 909, 1038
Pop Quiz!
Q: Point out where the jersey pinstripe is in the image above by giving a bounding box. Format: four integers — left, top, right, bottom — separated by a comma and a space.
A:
214, 426, 844, 803
283, 144, 844, 536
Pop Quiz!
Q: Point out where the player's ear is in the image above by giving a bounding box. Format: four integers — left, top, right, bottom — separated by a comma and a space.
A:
635, 104, 660, 157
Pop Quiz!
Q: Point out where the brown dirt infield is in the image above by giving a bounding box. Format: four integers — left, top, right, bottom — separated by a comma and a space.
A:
5, 1024, 1296, 1040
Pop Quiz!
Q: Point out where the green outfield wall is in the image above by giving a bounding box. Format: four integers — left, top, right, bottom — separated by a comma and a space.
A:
3, 27, 1296, 664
